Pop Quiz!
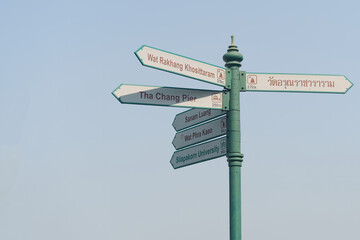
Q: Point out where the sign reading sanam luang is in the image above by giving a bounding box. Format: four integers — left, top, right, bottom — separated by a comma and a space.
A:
172, 108, 226, 132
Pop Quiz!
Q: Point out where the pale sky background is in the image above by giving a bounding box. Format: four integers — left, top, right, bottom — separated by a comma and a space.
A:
1, 0, 359, 240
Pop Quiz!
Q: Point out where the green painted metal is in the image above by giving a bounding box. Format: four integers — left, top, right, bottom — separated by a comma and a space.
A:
222, 90, 230, 111
239, 71, 246, 92
223, 36, 244, 240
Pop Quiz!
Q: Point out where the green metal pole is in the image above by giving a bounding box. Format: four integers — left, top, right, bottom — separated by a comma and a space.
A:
223, 36, 244, 240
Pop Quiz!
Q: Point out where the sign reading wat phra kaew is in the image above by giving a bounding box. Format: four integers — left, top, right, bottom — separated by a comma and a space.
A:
172, 116, 227, 150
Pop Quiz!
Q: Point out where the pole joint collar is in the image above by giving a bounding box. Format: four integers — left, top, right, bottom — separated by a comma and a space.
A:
227, 152, 244, 167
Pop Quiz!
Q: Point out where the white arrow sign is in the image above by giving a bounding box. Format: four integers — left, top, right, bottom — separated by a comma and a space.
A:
170, 137, 227, 169
135, 45, 226, 86
172, 116, 227, 150
112, 84, 225, 109
245, 73, 353, 93
172, 108, 226, 132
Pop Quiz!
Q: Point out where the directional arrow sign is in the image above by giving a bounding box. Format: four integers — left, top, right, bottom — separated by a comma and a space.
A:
245, 73, 353, 93
172, 116, 227, 150
173, 108, 226, 132
170, 137, 227, 169
112, 84, 226, 109
135, 45, 226, 86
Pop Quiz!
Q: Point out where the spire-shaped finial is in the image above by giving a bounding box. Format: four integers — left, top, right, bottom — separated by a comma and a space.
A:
223, 35, 243, 68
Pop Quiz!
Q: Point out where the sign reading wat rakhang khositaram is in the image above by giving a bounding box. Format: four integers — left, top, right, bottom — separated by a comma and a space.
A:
135, 45, 226, 87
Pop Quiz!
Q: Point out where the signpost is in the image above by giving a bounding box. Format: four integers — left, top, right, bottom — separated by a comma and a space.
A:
170, 137, 227, 169
112, 36, 353, 240
172, 108, 226, 131
112, 84, 227, 109
135, 45, 226, 86
245, 72, 353, 93
172, 116, 227, 150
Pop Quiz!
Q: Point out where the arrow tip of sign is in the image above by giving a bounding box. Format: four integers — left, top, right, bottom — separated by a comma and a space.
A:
344, 76, 354, 93
171, 139, 177, 149
171, 120, 177, 131
170, 161, 176, 169
134, 45, 146, 65
134, 45, 145, 53
170, 153, 177, 169
111, 84, 124, 99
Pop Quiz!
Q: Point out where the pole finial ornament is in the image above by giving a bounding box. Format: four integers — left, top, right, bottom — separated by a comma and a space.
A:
223, 35, 243, 68
231, 35, 235, 45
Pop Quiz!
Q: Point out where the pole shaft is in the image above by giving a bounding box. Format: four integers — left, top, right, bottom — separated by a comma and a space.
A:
223, 36, 244, 240
227, 67, 243, 240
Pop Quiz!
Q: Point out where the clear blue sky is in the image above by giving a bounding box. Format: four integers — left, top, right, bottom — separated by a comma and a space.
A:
1, 0, 359, 239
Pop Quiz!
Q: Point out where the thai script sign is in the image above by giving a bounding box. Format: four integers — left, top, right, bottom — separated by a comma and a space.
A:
135, 45, 226, 86
112, 84, 225, 109
245, 73, 353, 93
170, 137, 227, 169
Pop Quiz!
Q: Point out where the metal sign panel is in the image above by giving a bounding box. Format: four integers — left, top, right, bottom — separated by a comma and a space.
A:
170, 137, 227, 169
172, 108, 226, 132
245, 73, 353, 93
112, 84, 225, 109
172, 116, 227, 150
135, 45, 226, 86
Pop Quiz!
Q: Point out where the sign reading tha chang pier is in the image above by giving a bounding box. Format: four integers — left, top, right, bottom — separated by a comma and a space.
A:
112, 84, 226, 109
245, 73, 353, 94
135, 45, 226, 86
